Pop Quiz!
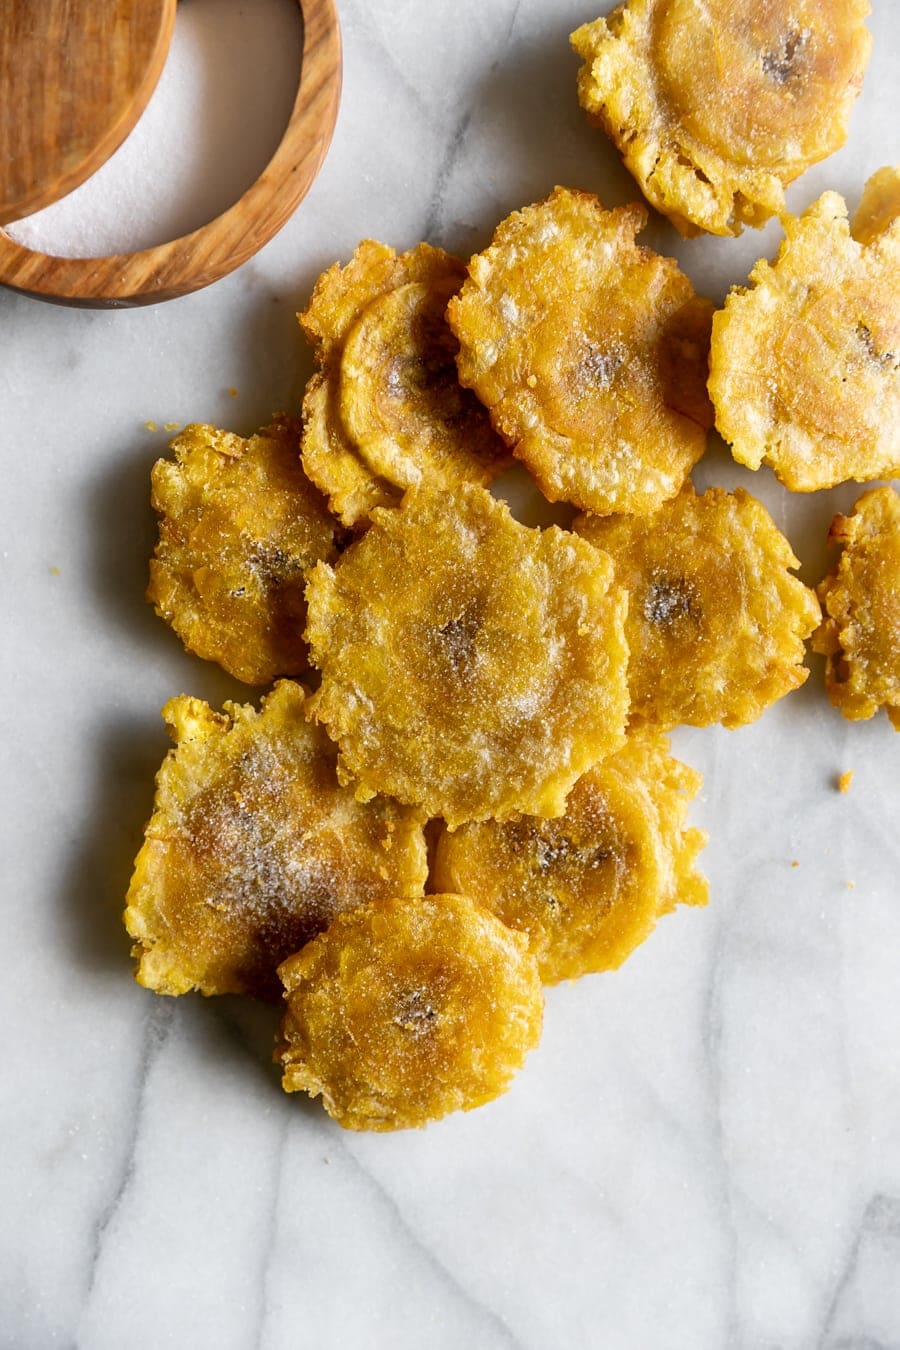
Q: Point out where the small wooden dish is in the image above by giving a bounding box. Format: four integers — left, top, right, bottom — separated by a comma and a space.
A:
0, 0, 341, 308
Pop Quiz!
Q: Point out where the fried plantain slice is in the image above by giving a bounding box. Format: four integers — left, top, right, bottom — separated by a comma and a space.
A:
432, 727, 707, 984
576, 484, 821, 729
300, 374, 401, 529
124, 681, 428, 1000
812, 486, 900, 729
447, 187, 713, 516
277, 893, 543, 1131
301, 239, 453, 361
572, 0, 871, 237
851, 165, 900, 247
299, 241, 508, 527
148, 417, 341, 685
709, 180, 900, 491
340, 275, 508, 490
305, 483, 630, 828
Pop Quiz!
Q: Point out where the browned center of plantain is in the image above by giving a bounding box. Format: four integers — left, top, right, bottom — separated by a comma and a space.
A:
183, 761, 335, 964
760, 22, 811, 84
537, 835, 616, 875
571, 339, 627, 395
509, 819, 620, 880
382, 309, 473, 430
247, 542, 298, 586
393, 987, 440, 1036
856, 322, 898, 371
643, 575, 699, 626
434, 598, 484, 679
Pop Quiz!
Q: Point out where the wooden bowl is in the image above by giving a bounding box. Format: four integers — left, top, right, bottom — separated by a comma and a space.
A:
0, 0, 341, 308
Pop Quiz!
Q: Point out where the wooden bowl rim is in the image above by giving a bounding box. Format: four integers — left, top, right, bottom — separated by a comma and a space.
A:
0, 0, 341, 308
0, 0, 178, 227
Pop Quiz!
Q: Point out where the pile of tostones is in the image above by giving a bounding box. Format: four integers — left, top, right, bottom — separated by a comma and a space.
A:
124, 0, 897, 1131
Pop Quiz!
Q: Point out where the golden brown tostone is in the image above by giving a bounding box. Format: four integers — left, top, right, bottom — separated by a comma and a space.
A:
305, 483, 630, 828
447, 187, 713, 516
851, 165, 900, 246
812, 486, 900, 730
124, 681, 428, 1000
299, 240, 508, 528
709, 173, 900, 491
433, 727, 708, 984
576, 484, 821, 730
572, 0, 871, 237
277, 893, 543, 1131
148, 417, 341, 685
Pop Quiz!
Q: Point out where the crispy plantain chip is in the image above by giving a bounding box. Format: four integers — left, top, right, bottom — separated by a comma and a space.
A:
447, 187, 713, 515
572, 0, 871, 236
125, 681, 428, 999
277, 893, 543, 1130
433, 726, 707, 984
301, 373, 400, 531
299, 242, 508, 527
148, 417, 341, 685
576, 484, 821, 729
851, 165, 900, 247
812, 486, 900, 729
305, 483, 630, 827
710, 176, 900, 491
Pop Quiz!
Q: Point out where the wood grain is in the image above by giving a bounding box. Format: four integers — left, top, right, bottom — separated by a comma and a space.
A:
0, 0, 342, 307
0, 0, 177, 225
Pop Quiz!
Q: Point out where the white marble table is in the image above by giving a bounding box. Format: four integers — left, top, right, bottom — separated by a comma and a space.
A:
2, 2, 899, 1346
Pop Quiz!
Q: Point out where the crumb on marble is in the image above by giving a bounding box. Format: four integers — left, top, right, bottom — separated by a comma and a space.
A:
790, 859, 799, 868
837, 770, 855, 794
164, 421, 181, 432
50, 565, 60, 576
228, 387, 239, 397
846, 880, 856, 890
145, 420, 158, 432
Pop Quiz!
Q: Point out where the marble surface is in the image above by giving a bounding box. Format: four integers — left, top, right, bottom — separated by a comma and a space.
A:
2, 2, 899, 1347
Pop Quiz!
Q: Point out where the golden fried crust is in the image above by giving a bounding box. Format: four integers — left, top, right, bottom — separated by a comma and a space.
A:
124, 681, 428, 1000
576, 484, 821, 729
300, 374, 401, 528
447, 187, 713, 515
300, 240, 454, 360
851, 165, 900, 247
712, 183, 900, 491
148, 418, 340, 685
305, 483, 630, 828
432, 727, 708, 984
277, 894, 543, 1131
340, 275, 508, 490
812, 487, 900, 729
709, 182, 900, 491
572, 0, 871, 237
299, 241, 508, 528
